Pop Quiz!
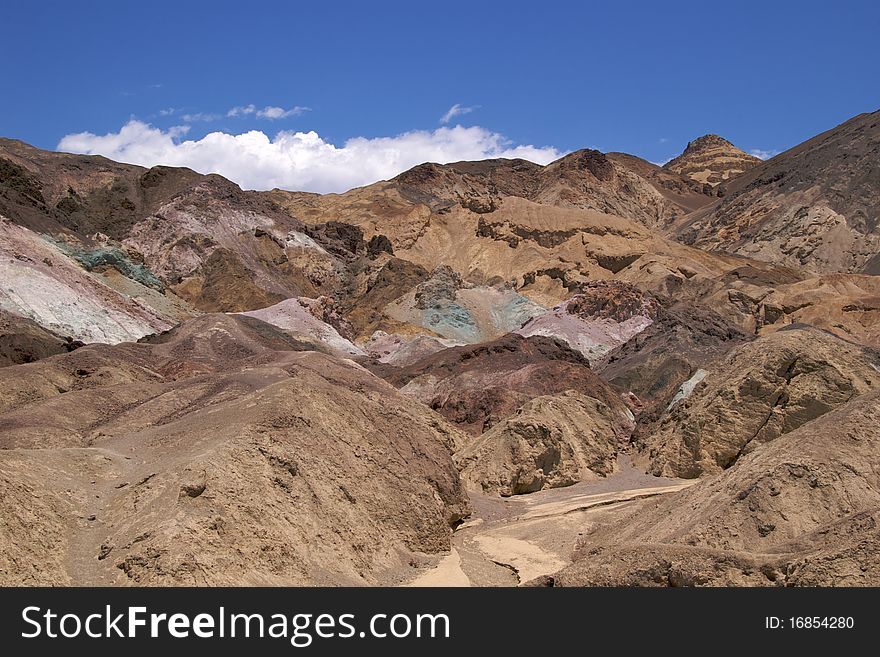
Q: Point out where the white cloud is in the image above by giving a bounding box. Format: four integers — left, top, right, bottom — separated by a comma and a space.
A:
227, 104, 309, 120
440, 103, 478, 124
181, 112, 221, 122
166, 125, 191, 139
158, 107, 176, 116
58, 120, 563, 193
257, 105, 309, 120
227, 104, 256, 117
749, 148, 780, 160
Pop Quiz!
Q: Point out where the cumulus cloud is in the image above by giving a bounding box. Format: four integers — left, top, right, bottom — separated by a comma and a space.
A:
749, 148, 780, 160
440, 103, 478, 124
58, 120, 563, 193
227, 104, 309, 119
158, 107, 176, 116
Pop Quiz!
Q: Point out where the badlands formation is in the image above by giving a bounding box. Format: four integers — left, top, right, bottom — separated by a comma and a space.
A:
1, 110, 879, 586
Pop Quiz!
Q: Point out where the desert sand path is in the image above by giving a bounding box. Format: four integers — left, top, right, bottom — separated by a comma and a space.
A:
406, 456, 694, 587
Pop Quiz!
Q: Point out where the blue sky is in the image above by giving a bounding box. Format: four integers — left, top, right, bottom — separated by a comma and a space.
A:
3, 0, 879, 192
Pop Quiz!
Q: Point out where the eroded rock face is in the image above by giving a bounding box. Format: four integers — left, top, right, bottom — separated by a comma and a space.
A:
0, 217, 191, 343
638, 326, 880, 478
755, 274, 880, 347
0, 139, 363, 331
455, 391, 625, 496
385, 267, 547, 344
343, 257, 430, 338
550, 391, 880, 587
388, 151, 713, 230
0, 314, 469, 585
534, 149, 714, 229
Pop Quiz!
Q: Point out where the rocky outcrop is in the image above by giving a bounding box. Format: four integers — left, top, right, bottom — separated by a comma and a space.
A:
385, 268, 546, 344
456, 391, 623, 496
0, 138, 360, 332
535, 149, 715, 229
638, 326, 880, 478
755, 274, 880, 347
0, 217, 191, 343
361, 331, 462, 367
550, 391, 880, 586
390, 151, 714, 230
664, 134, 761, 186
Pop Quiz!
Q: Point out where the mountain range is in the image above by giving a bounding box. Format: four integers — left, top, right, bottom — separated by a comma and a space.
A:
1, 109, 878, 586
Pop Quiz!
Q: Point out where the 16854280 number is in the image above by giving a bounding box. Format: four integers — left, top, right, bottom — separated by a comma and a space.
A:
790, 617, 854, 629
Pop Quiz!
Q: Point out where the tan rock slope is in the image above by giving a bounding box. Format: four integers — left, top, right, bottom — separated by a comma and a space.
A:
549, 391, 880, 586
456, 391, 624, 496
756, 274, 880, 347
637, 326, 880, 478
273, 149, 714, 233
0, 314, 468, 585
664, 134, 761, 186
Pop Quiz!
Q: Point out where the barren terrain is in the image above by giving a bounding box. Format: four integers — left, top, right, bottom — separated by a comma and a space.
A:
2, 111, 879, 586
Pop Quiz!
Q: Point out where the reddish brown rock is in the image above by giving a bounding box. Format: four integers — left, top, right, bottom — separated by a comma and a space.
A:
381, 333, 633, 437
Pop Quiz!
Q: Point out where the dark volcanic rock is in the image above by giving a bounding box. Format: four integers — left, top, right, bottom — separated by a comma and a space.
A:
343, 258, 430, 337
366, 233, 393, 258
566, 280, 661, 323
382, 333, 633, 437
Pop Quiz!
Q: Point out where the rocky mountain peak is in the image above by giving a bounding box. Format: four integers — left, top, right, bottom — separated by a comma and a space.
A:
682, 133, 736, 153
664, 133, 760, 186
